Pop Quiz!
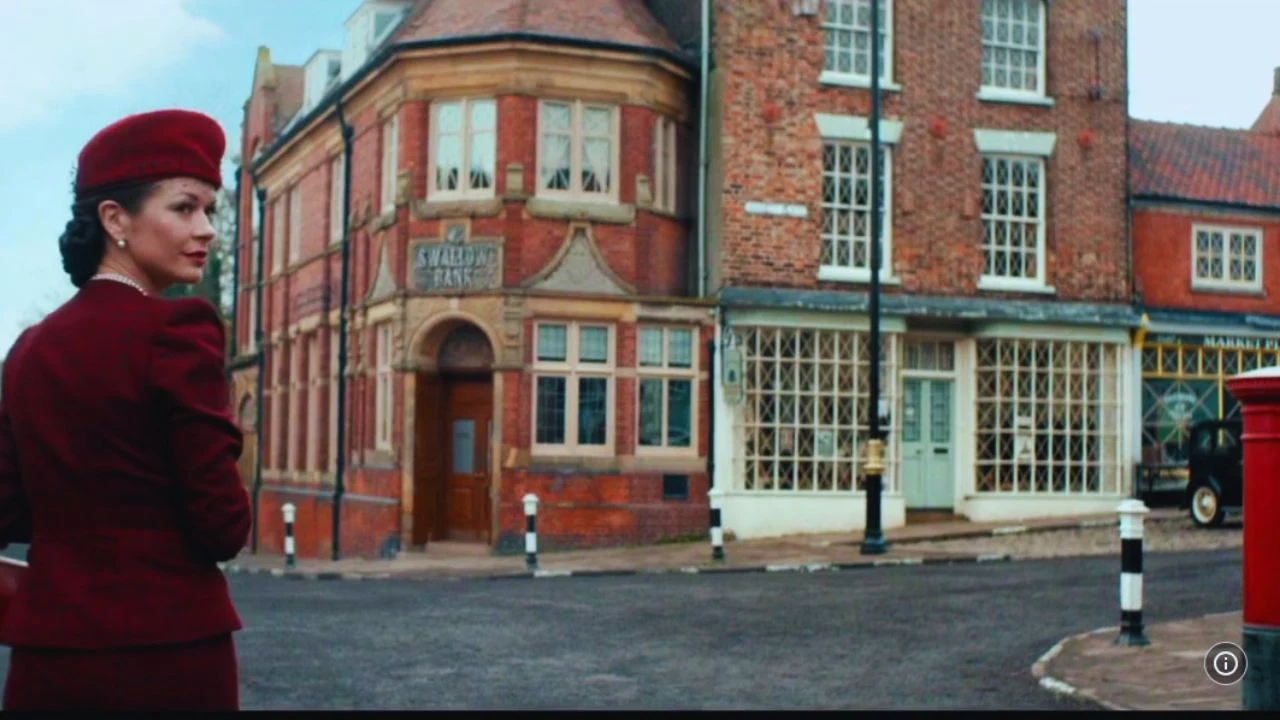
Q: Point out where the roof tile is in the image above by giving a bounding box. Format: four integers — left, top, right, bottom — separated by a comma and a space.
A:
392, 0, 680, 54
1129, 120, 1280, 211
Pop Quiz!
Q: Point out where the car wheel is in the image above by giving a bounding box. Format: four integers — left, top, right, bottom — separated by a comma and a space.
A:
1190, 485, 1225, 527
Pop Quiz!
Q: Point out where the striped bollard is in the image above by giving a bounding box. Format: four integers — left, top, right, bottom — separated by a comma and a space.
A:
710, 493, 725, 562
1114, 498, 1149, 646
282, 502, 297, 570
523, 493, 539, 572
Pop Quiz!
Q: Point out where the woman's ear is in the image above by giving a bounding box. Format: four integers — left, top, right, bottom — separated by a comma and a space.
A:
97, 200, 130, 245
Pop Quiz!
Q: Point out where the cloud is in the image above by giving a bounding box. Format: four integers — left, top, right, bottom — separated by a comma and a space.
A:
0, 0, 223, 135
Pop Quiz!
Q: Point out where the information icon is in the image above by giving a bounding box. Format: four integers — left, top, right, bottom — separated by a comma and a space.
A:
1204, 642, 1248, 686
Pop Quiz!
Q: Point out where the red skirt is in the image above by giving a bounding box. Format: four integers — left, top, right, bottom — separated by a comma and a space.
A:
3, 633, 239, 711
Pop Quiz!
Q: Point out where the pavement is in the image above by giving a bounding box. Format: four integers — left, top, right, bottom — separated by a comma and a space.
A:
1033, 611, 1244, 711
224, 507, 1189, 581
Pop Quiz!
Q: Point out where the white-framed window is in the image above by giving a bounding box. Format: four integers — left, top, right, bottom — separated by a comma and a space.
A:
374, 323, 393, 451
980, 154, 1045, 287
975, 338, 1124, 495
271, 196, 285, 274
980, 0, 1046, 98
307, 332, 322, 471
1191, 225, 1262, 292
430, 98, 496, 199
329, 154, 345, 244
652, 116, 677, 213
244, 292, 257, 353
288, 337, 303, 470
637, 326, 696, 453
271, 343, 285, 469
250, 188, 261, 278
736, 326, 900, 492
329, 328, 340, 472
821, 140, 891, 276
380, 113, 400, 214
288, 186, 302, 265
532, 322, 614, 455
537, 100, 618, 201
821, 0, 893, 84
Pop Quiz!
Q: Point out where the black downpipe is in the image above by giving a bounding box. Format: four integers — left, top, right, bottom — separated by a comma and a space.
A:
228, 166, 241, 363
251, 182, 268, 553
332, 101, 355, 561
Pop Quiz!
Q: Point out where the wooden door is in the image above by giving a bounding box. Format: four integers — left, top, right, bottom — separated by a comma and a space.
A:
442, 378, 492, 541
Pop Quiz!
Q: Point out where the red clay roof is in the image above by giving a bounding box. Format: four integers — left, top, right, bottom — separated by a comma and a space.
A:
1129, 119, 1280, 211
391, 0, 680, 54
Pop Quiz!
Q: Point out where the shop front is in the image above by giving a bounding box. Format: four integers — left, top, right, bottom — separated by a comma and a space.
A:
1137, 311, 1280, 466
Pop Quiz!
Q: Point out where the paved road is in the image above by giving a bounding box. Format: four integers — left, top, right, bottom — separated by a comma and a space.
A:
0, 548, 1242, 709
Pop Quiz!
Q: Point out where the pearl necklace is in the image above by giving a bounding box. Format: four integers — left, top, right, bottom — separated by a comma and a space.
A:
90, 272, 149, 296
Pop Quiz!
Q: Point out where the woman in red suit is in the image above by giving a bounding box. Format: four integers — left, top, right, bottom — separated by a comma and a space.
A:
0, 109, 253, 710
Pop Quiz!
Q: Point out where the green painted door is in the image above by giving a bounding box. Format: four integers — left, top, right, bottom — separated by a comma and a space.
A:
901, 378, 955, 509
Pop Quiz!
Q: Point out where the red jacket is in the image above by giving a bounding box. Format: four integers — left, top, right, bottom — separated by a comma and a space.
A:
0, 279, 251, 649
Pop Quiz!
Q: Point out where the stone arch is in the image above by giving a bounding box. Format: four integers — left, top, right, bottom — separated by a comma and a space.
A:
408, 311, 502, 373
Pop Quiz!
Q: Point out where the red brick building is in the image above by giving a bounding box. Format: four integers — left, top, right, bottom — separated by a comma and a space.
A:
230, 0, 711, 558
1129, 70, 1280, 469
700, 0, 1138, 537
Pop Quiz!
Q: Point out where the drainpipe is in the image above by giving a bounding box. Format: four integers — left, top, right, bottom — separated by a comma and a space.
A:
250, 181, 267, 553
229, 165, 241, 363
696, 0, 710, 298
332, 99, 355, 561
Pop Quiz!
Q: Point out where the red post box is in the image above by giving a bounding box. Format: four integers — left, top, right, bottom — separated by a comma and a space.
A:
1224, 367, 1280, 710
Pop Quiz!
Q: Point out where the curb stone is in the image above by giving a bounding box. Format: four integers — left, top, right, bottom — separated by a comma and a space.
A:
221, 552, 1014, 583
884, 512, 1186, 547
1030, 625, 1125, 710
1030, 609, 1243, 711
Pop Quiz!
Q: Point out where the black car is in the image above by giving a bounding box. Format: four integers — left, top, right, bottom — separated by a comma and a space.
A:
1183, 419, 1243, 527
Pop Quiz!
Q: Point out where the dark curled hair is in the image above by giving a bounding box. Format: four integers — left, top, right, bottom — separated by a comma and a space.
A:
59, 181, 157, 288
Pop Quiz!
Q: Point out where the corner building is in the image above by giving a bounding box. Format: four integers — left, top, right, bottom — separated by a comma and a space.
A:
231, 0, 710, 558
703, 0, 1138, 538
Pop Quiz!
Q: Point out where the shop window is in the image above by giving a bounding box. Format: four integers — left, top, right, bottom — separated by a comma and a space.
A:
974, 338, 1124, 495
735, 326, 898, 493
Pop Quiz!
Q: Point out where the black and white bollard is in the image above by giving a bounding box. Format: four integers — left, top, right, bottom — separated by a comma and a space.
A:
523, 493, 539, 572
1115, 498, 1149, 646
710, 493, 725, 562
282, 502, 297, 570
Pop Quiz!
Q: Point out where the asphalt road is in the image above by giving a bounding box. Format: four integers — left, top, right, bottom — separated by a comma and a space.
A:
0, 548, 1242, 709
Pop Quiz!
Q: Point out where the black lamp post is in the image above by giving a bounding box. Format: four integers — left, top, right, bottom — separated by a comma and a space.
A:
860, 0, 889, 556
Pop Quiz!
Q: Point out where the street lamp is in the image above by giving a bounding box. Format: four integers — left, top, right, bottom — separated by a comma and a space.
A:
860, 0, 889, 556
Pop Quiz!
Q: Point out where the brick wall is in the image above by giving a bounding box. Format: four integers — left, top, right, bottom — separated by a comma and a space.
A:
710, 0, 1130, 303
1133, 205, 1280, 313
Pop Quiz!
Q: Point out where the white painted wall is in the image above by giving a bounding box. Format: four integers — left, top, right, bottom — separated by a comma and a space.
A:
722, 493, 907, 539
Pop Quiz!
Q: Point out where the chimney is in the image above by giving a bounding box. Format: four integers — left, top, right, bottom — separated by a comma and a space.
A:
1274, 66, 1280, 95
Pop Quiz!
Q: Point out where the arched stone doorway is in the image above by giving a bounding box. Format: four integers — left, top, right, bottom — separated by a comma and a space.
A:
412, 320, 496, 545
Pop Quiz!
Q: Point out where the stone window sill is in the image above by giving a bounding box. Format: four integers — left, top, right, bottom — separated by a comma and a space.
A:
527, 197, 635, 225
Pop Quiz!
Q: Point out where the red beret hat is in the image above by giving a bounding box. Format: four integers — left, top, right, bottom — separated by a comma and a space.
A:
74, 109, 226, 195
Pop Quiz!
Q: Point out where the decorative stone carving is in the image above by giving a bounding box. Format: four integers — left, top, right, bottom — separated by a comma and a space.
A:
437, 324, 494, 371
527, 228, 632, 296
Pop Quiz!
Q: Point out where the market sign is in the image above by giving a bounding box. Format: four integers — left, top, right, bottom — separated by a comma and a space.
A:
1149, 333, 1280, 351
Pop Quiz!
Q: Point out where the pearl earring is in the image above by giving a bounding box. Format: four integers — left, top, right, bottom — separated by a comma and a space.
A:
116, 238, 126, 248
